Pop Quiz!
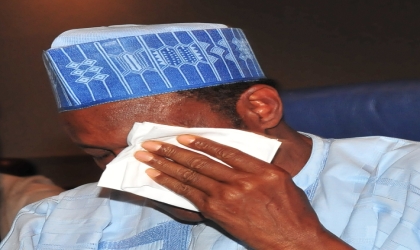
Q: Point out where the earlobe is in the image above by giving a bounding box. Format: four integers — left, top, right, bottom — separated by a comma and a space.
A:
236, 84, 283, 131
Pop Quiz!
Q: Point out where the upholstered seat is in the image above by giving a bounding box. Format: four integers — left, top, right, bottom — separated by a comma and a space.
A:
281, 81, 420, 141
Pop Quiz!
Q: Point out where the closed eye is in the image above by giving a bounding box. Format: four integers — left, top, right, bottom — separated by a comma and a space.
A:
80, 147, 115, 162
92, 152, 112, 161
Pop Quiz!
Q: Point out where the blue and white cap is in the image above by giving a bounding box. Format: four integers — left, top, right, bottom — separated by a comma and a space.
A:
43, 23, 266, 112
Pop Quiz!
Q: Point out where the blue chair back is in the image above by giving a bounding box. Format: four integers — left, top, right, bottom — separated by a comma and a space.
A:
281, 81, 420, 141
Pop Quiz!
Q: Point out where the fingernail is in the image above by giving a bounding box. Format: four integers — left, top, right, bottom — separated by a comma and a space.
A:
177, 135, 196, 144
134, 151, 153, 162
146, 168, 161, 178
142, 141, 162, 151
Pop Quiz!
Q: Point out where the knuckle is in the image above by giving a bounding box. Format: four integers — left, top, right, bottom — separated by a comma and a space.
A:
178, 169, 199, 184
151, 156, 168, 166
262, 169, 287, 182
159, 144, 177, 157
194, 140, 236, 160
188, 156, 210, 170
214, 147, 236, 160
191, 139, 209, 150
174, 182, 191, 196
236, 179, 256, 191
220, 187, 244, 201
193, 139, 241, 162
201, 199, 219, 214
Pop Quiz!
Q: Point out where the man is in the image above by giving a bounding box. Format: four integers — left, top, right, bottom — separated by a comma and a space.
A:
1, 23, 419, 249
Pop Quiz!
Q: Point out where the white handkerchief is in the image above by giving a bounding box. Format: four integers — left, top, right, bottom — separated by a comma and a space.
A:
98, 122, 281, 211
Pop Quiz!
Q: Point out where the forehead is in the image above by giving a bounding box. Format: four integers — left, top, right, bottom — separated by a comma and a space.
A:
60, 93, 183, 130
59, 94, 181, 144
58, 92, 230, 148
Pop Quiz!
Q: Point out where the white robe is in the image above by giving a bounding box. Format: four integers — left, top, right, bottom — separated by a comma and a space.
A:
2, 134, 420, 249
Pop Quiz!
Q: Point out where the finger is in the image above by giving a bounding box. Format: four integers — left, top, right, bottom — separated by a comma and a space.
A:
145, 168, 207, 208
135, 150, 221, 194
177, 135, 276, 173
138, 141, 238, 182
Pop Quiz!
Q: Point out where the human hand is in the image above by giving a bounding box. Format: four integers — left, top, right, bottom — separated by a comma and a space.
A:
134, 135, 352, 249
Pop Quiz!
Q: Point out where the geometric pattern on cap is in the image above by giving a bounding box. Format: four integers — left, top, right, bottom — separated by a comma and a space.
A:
43, 28, 265, 112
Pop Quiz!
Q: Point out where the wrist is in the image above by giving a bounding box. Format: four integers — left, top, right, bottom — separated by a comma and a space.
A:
308, 229, 354, 250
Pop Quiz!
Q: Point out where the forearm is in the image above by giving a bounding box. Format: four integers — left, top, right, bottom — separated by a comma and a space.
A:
243, 224, 354, 250
293, 228, 354, 250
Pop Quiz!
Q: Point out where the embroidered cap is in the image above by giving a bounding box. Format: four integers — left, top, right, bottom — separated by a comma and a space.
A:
43, 23, 265, 112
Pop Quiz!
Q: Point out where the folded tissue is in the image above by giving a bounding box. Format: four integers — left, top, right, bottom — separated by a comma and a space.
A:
98, 122, 281, 211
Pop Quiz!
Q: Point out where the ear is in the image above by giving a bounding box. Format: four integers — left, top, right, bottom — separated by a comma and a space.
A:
236, 84, 283, 131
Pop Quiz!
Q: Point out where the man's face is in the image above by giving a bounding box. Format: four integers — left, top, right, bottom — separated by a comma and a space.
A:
60, 92, 235, 169
59, 92, 235, 222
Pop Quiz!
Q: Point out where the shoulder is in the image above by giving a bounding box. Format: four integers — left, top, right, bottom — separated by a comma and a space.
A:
0, 183, 176, 248
331, 136, 420, 154
0, 183, 108, 248
329, 137, 420, 249
328, 136, 420, 170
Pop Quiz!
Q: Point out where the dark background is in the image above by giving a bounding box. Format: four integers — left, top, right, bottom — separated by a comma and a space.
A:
1, 1, 419, 182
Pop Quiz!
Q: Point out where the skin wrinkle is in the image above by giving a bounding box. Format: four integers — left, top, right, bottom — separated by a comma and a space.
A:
187, 156, 210, 171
